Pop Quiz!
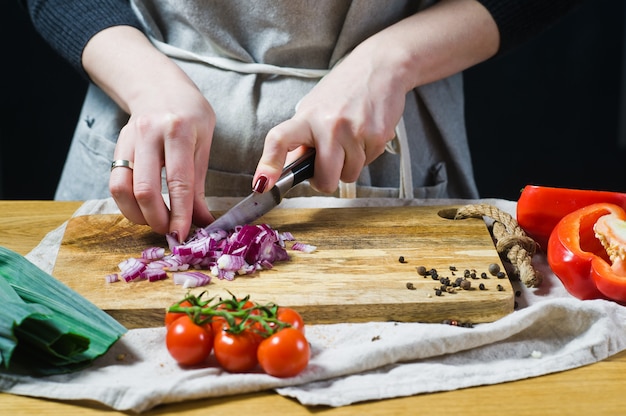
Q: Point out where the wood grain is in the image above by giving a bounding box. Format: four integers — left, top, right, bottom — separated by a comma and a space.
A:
53, 206, 513, 329
2, 200, 626, 416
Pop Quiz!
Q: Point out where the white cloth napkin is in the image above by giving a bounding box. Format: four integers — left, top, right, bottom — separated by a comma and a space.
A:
2, 197, 626, 413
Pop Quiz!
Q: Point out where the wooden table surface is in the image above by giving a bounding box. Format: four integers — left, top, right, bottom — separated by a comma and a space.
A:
1, 200, 625, 415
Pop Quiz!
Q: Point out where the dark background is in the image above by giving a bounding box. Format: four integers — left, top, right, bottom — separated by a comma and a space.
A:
2, 0, 625, 201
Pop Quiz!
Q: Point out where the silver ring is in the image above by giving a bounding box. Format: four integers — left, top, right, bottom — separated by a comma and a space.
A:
111, 160, 134, 171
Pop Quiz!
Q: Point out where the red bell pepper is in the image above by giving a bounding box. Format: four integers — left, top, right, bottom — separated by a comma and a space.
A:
517, 185, 626, 250
547, 203, 626, 303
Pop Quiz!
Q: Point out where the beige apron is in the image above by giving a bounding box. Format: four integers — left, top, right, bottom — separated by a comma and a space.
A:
55, 0, 479, 201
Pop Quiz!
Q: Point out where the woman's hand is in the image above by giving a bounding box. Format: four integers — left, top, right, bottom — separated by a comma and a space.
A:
83, 26, 215, 240
254, 43, 407, 194
253, 0, 500, 194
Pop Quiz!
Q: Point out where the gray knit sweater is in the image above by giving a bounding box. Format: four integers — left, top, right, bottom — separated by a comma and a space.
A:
23, 0, 583, 79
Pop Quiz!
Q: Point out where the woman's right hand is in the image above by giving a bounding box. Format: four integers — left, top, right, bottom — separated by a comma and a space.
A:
83, 26, 216, 241
253, 0, 500, 195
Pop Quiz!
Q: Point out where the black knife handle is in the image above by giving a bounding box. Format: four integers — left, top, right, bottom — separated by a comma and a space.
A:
284, 148, 315, 186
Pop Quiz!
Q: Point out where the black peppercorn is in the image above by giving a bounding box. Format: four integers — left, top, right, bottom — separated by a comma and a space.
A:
488, 263, 501, 276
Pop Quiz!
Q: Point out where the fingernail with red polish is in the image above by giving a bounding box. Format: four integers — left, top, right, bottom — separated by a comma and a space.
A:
253, 175, 268, 193
169, 230, 181, 244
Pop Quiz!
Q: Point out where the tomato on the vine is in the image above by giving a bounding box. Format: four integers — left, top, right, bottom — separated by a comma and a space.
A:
210, 298, 256, 333
213, 328, 259, 373
164, 299, 193, 327
163, 293, 310, 376
165, 315, 214, 366
257, 327, 310, 378
275, 307, 305, 334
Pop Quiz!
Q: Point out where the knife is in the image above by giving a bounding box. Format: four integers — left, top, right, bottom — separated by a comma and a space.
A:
204, 148, 315, 232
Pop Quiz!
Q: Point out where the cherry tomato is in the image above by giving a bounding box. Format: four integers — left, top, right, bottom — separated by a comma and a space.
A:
213, 328, 259, 373
257, 328, 310, 378
164, 299, 193, 327
275, 307, 305, 334
210, 299, 256, 333
165, 315, 214, 366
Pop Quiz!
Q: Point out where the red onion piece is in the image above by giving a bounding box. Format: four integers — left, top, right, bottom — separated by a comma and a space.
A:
165, 233, 180, 251
291, 242, 317, 253
111, 222, 309, 287
105, 273, 119, 283
118, 257, 147, 282
216, 253, 248, 272
173, 271, 211, 288
142, 268, 168, 282
142, 247, 165, 260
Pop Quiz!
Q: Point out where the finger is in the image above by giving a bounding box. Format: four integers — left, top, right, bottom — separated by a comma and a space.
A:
181, 140, 215, 239
338, 134, 367, 184
189, 121, 216, 233
131, 121, 171, 235
189, 142, 215, 232
158, 115, 199, 240
191, 189, 215, 230
110, 160, 146, 224
362, 123, 397, 166
307, 119, 358, 193
308, 143, 344, 194
109, 126, 146, 225
253, 118, 314, 192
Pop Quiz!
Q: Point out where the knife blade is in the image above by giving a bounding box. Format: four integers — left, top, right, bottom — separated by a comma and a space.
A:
204, 148, 315, 232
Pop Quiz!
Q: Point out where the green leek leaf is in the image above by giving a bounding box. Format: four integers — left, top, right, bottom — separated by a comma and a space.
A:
0, 246, 127, 375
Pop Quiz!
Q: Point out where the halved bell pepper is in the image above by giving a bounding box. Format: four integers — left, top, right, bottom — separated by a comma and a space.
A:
547, 203, 626, 303
517, 185, 626, 249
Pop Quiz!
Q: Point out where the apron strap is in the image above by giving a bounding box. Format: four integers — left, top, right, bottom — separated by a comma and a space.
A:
393, 116, 413, 198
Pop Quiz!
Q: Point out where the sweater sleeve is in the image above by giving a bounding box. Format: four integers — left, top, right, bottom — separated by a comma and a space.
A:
477, 0, 584, 54
24, 0, 143, 79
24, 0, 584, 78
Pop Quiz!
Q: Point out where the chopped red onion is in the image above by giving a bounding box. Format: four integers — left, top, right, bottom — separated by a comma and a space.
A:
141, 246, 165, 260
173, 271, 211, 288
210, 265, 236, 281
142, 268, 168, 282
291, 242, 317, 253
112, 223, 311, 287
280, 231, 295, 241
118, 257, 146, 282
216, 253, 248, 272
105, 273, 119, 283
165, 233, 181, 251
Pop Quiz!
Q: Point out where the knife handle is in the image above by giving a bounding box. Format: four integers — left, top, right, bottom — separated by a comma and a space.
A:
283, 148, 315, 186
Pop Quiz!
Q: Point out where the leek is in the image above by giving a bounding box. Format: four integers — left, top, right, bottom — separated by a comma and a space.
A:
0, 246, 127, 375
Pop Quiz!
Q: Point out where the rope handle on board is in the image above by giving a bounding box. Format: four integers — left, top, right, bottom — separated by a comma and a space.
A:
452, 204, 542, 288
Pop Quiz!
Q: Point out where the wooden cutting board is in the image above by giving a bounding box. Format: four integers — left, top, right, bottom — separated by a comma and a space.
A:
53, 206, 514, 329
